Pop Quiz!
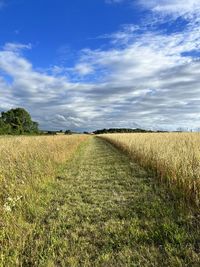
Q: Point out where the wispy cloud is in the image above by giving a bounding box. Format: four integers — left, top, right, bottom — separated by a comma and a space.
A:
3, 43, 32, 52
106, 0, 200, 18
138, 0, 200, 16
0, 0, 5, 9
105, 0, 124, 4
98, 24, 141, 45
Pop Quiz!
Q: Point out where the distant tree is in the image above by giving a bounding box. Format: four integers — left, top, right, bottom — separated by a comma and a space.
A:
0, 108, 39, 134
65, 130, 72, 135
47, 131, 56, 135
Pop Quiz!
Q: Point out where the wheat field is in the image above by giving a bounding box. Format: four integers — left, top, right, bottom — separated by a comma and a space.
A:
100, 133, 200, 208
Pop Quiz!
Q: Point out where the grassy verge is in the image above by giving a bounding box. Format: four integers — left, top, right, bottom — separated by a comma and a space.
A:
0, 135, 88, 266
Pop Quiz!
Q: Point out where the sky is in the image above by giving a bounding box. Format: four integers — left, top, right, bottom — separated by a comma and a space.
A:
0, 0, 200, 131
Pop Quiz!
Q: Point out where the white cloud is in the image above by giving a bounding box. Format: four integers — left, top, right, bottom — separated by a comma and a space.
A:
74, 63, 94, 76
106, 0, 200, 18
1, 4, 200, 132
3, 43, 32, 52
138, 0, 200, 17
98, 24, 140, 45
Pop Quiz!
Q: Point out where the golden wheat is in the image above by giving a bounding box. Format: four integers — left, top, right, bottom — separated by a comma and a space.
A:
101, 133, 200, 207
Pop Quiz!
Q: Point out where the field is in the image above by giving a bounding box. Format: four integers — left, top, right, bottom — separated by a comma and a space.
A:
0, 135, 87, 266
101, 133, 200, 208
0, 134, 200, 266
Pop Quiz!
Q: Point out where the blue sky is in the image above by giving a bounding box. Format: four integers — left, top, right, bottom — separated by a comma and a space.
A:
1, 0, 200, 131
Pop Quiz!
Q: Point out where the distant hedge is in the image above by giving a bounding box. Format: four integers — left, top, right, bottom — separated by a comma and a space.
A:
93, 128, 153, 134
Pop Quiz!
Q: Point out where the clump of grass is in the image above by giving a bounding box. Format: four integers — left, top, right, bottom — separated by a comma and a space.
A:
0, 135, 87, 265
100, 133, 200, 208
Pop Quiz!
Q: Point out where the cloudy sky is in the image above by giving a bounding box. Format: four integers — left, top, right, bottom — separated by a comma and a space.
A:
0, 0, 200, 131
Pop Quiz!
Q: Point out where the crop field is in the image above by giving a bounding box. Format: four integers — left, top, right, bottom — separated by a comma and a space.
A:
101, 133, 200, 208
0, 134, 200, 266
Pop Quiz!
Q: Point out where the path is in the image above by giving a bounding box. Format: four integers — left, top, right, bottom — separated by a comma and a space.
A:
21, 137, 200, 267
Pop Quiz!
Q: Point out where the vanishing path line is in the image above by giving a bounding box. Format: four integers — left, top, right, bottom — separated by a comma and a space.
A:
22, 137, 199, 267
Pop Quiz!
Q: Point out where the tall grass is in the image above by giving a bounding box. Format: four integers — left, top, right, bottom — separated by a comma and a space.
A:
0, 135, 87, 265
101, 133, 200, 208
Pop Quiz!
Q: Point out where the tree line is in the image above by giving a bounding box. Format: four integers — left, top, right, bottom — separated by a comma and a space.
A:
93, 128, 153, 134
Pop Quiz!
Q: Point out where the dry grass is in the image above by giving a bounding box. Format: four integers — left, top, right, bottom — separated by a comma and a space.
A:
1, 135, 200, 266
0, 135, 87, 265
0, 135, 87, 204
100, 133, 200, 208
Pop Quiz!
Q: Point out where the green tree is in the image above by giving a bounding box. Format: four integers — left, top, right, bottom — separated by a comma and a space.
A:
0, 118, 11, 134
0, 108, 39, 134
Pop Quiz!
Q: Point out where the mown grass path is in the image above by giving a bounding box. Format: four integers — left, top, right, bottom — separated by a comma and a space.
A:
21, 137, 199, 267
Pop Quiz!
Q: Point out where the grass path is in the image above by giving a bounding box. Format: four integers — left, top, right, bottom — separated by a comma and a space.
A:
20, 137, 199, 266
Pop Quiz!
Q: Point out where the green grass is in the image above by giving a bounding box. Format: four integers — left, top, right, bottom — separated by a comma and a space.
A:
1, 137, 200, 266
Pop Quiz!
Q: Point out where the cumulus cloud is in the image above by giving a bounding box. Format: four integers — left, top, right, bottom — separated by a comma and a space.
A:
0, 30, 199, 131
